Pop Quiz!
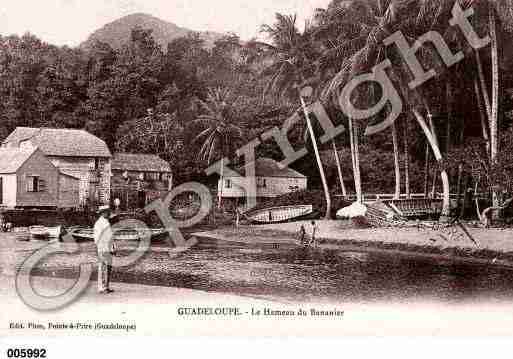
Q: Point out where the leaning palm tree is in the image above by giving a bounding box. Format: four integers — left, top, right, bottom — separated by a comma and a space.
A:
192, 87, 245, 209
315, 0, 386, 204
320, 0, 419, 204
320, 0, 458, 216
488, 1, 499, 207
254, 13, 334, 219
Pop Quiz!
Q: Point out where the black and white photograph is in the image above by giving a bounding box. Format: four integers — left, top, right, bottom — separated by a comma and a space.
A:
2, 0, 513, 351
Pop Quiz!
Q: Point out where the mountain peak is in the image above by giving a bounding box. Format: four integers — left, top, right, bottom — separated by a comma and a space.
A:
81, 13, 224, 51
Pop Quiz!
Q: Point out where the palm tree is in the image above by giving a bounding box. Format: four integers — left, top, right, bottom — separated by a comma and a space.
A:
317, 1, 415, 204
413, 108, 451, 215
391, 122, 401, 199
465, 0, 502, 209
320, 0, 461, 215
332, 140, 348, 197
489, 2, 500, 207
403, 116, 411, 198
255, 13, 333, 219
316, 1, 385, 203
192, 87, 245, 208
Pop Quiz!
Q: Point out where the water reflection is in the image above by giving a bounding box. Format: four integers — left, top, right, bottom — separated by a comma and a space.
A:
35, 240, 513, 304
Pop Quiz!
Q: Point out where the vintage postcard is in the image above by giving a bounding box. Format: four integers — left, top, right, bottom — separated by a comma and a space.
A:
2, 0, 513, 354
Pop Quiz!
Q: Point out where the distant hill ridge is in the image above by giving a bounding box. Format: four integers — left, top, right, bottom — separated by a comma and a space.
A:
80, 13, 224, 51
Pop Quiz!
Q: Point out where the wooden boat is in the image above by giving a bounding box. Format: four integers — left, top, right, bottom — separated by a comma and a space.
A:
244, 205, 316, 225
384, 198, 442, 219
29, 226, 50, 240
29, 225, 63, 241
69, 227, 167, 242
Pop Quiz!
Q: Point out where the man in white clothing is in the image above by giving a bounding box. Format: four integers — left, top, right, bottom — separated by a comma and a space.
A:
94, 205, 116, 294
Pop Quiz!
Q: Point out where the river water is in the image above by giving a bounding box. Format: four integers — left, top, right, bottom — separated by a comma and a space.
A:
95, 239, 513, 304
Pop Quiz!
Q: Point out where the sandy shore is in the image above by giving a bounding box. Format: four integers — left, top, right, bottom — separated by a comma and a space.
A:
193, 220, 513, 265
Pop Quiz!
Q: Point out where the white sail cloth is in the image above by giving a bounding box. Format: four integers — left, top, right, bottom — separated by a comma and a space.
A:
336, 202, 367, 219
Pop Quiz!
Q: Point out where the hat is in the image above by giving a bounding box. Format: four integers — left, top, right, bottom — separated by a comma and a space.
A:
97, 205, 111, 214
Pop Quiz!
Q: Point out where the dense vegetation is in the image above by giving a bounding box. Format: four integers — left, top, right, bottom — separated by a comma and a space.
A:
2, 0, 513, 221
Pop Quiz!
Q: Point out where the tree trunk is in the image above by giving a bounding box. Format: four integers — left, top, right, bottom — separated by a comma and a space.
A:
414, 109, 451, 218
332, 140, 347, 198
349, 118, 357, 184
428, 112, 439, 199
475, 178, 483, 222
459, 169, 469, 219
475, 50, 492, 121
446, 82, 452, 154
424, 144, 430, 198
218, 157, 224, 209
431, 167, 438, 199
392, 123, 401, 200
403, 118, 410, 199
354, 125, 363, 203
300, 95, 332, 219
489, 4, 500, 208
349, 119, 363, 203
456, 164, 463, 213
474, 79, 490, 155
427, 112, 439, 149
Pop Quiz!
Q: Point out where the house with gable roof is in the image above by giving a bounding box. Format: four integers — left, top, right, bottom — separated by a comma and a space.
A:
2, 127, 112, 207
111, 153, 172, 208
218, 157, 307, 206
0, 147, 80, 209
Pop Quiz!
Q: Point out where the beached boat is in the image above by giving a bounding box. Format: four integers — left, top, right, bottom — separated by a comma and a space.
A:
69, 227, 167, 242
28, 225, 63, 241
244, 205, 316, 225
29, 226, 50, 240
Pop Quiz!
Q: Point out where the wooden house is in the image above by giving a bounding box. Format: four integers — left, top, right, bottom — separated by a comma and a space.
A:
218, 157, 307, 206
111, 153, 172, 209
0, 147, 79, 209
2, 127, 111, 207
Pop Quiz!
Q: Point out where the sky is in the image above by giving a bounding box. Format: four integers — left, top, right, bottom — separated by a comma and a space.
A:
0, 0, 331, 46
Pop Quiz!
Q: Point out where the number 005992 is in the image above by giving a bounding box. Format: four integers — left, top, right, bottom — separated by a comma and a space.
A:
6, 349, 47, 358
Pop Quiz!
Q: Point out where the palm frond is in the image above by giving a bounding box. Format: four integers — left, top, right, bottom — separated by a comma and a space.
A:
319, 35, 369, 71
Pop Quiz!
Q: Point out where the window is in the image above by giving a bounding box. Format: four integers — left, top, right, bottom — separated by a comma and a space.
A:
27, 176, 46, 193
94, 158, 100, 170
257, 178, 267, 188
0, 177, 3, 204
225, 179, 232, 189
144, 172, 160, 181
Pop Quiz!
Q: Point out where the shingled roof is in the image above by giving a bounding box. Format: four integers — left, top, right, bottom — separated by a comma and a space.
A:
231, 158, 306, 178
2, 127, 111, 158
112, 153, 172, 173
0, 147, 39, 173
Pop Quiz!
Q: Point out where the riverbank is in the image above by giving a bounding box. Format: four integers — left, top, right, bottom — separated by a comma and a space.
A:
192, 220, 513, 266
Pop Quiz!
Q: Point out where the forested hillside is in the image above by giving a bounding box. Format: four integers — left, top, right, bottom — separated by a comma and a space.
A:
1, 0, 513, 208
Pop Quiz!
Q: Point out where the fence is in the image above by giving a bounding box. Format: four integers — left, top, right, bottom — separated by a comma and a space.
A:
334, 192, 491, 203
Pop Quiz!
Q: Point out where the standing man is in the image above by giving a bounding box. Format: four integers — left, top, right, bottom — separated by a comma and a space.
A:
235, 208, 240, 228
94, 205, 116, 294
